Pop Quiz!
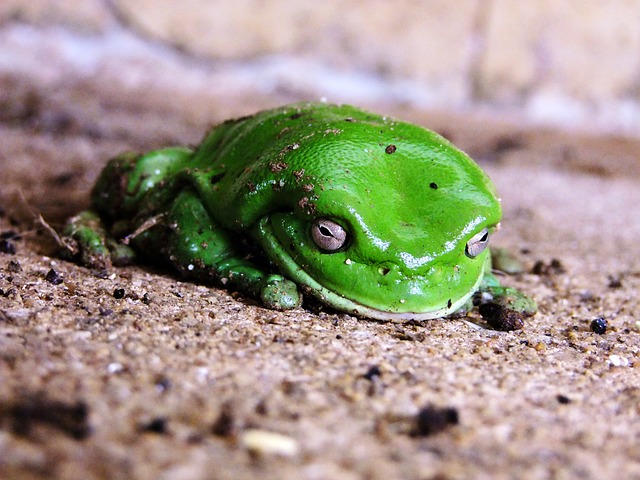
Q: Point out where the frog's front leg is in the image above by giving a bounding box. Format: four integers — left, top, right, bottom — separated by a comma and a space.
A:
136, 189, 301, 310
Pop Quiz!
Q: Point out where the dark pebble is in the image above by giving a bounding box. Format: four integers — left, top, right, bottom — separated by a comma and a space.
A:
607, 275, 623, 289
363, 365, 382, 381
139, 417, 168, 434
9, 395, 90, 440
154, 376, 172, 393
0, 239, 16, 254
7, 260, 22, 273
211, 404, 236, 437
113, 288, 125, 299
531, 258, 565, 275
412, 405, 459, 437
45, 269, 64, 285
0, 230, 21, 240
590, 317, 607, 335
479, 303, 525, 331
556, 394, 571, 404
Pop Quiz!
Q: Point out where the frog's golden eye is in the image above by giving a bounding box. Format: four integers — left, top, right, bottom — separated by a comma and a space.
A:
311, 218, 347, 252
465, 227, 489, 258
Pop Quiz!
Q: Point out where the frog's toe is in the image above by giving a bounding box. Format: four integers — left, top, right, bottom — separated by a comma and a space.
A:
260, 276, 302, 310
481, 286, 537, 316
62, 210, 136, 270
105, 238, 137, 266
62, 225, 111, 270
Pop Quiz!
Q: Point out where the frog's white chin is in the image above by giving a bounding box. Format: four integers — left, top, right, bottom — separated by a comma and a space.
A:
278, 256, 481, 321
305, 278, 479, 322
337, 292, 475, 322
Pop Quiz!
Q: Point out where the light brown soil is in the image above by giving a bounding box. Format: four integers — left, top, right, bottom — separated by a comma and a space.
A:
1, 74, 639, 480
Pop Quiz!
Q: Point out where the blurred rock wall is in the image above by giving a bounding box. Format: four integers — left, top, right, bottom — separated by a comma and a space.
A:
2, 0, 640, 135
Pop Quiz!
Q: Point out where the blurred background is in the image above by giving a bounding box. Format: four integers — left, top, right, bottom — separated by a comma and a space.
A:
2, 0, 640, 142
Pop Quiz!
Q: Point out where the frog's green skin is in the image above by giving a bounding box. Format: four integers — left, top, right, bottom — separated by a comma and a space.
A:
64, 102, 534, 321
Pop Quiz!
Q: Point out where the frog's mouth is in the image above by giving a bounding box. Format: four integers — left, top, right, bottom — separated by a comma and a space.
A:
255, 217, 484, 321
292, 266, 480, 322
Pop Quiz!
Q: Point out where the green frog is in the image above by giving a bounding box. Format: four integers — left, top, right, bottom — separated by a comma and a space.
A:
63, 102, 535, 320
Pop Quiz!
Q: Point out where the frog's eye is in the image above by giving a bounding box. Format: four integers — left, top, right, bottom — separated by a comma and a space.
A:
465, 228, 489, 258
311, 218, 348, 252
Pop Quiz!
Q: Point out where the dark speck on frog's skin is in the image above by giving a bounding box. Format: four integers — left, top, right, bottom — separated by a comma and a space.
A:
385, 144, 397, 154
210, 172, 225, 184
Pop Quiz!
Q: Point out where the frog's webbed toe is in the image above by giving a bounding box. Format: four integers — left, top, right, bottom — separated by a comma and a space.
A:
260, 275, 302, 310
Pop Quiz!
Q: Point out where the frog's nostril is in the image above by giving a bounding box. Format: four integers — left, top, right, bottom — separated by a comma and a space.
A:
378, 266, 391, 276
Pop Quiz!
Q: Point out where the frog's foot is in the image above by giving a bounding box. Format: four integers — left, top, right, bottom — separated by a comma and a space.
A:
62, 210, 136, 270
477, 285, 537, 316
260, 275, 302, 310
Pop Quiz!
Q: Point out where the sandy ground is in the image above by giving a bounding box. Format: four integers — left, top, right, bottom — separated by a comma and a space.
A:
1, 74, 639, 480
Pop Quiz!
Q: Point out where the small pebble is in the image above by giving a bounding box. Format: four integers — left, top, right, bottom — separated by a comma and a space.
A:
113, 288, 125, 299
412, 405, 459, 437
590, 317, 607, 335
0, 239, 16, 254
45, 269, 64, 285
607, 275, 623, 289
139, 417, 168, 434
531, 258, 565, 275
556, 394, 571, 404
211, 404, 236, 437
107, 362, 124, 374
363, 365, 382, 381
154, 376, 172, 394
7, 260, 22, 273
608, 355, 629, 367
478, 303, 524, 331
240, 429, 299, 457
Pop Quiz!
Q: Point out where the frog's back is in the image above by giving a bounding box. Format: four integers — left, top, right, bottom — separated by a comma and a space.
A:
187, 102, 496, 232
188, 103, 373, 227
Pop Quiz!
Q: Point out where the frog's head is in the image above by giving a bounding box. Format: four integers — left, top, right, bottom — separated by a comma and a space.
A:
253, 116, 501, 320
254, 143, 501, 320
